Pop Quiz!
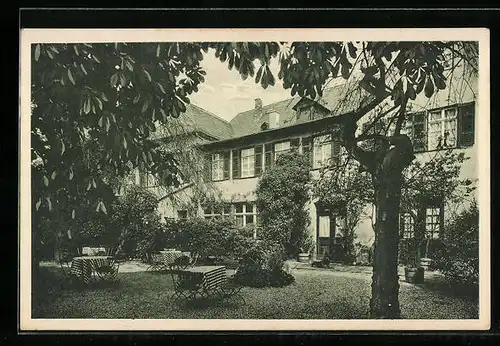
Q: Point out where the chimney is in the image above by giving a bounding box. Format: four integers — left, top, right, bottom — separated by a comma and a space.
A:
254, 98, 263, 111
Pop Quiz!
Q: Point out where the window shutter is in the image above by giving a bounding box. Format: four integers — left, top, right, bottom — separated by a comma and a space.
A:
331, 139, 341, 166
264, 143, 274, 170
223, 151, 230, 180
204, 153, 212, 182
329, 214, 336, 239
232, 149, 241, 179
458, 104, 475, 147
255, 145, 263, 176
302, 136, 313, 166
290, 138, 300, 152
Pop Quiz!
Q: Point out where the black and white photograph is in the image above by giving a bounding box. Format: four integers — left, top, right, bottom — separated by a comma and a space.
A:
19, 28, 490, 331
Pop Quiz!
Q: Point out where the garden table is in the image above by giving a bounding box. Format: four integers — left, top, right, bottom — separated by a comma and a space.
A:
179, 265, 227, 293
70, 256, 113, 283
160, 250, 188, 266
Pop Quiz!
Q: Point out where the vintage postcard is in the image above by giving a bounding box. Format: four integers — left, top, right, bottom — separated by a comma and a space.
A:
19, 28, 490, 331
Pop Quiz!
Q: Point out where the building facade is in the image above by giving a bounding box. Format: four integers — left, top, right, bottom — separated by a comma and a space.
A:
139, 77, 478, 262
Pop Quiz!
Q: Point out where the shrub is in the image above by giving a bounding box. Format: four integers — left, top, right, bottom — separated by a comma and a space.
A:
256, 151, 311, 259
162, 217, 254, 260
434, 202, 479, 284
234, 240, 295, 288
110, 186, 163, 260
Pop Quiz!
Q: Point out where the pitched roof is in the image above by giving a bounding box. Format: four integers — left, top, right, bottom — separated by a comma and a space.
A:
152, 103, 234, 141
229, 97, 302, 138
229, 82, 373, 138
184, 103, 234, 140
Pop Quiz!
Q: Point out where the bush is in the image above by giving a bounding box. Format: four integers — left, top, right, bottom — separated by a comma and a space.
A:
110, 186, 163, 261
234, 240, 295, 288
256, 151, 311, 259
162, 217, 254, 260
434, 202, 479, 284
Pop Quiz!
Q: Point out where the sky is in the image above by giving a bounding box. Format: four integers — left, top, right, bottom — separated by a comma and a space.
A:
189, 50, 292, 122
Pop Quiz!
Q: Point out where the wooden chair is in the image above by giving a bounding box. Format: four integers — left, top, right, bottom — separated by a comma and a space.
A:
147, 253, 167, 272
220, 260, 245, 304
93, 258, 120, 283
169, 266, 202, 303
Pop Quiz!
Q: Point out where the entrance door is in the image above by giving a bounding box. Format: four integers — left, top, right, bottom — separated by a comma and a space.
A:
316, 204, 336, 261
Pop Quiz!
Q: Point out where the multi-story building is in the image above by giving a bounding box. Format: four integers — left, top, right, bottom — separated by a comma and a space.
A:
139, 74, 478, 262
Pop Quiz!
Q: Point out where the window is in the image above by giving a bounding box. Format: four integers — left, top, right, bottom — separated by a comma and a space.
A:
428, 107, 458, 150
139, 170, 155, 187
318, 215, 331, 238
425, 207, 441, 239
203, 204, 232, 220
274, 141, 290, 160
403, 113, 427, 152
400, 212, 415, 239
211, 153, 224, 181
313, 134, 332, 169
234, 202, 257, 227
241, 148, 255, 178
206, 151, 229, 181
177, 210, 187, 220
269, 112, 280, 129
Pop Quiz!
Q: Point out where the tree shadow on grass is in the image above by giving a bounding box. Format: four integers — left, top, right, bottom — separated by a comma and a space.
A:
420, 274, 479, 301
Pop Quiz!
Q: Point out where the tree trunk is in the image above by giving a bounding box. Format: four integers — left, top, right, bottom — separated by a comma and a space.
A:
370, 168, 403, 319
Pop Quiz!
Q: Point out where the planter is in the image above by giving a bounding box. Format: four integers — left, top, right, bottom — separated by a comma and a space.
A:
419, 257, 433, 270
298, 253, 310, 263
404, 266, 424, 284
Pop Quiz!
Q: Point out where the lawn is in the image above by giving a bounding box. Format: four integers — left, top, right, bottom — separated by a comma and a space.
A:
32, 266, 478, 320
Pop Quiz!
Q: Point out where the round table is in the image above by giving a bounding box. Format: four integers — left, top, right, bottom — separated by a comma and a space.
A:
70, 256, 113, 283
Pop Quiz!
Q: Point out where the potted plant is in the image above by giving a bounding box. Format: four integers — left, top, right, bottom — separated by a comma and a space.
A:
297, 236, 314, 263
404, 241, 424, 284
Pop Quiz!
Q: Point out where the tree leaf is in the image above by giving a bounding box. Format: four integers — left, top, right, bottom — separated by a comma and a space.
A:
80, 63, 88, 75
156, 44, 161, 58
122, 136, 127, 149
96, 201, 101, 212
69, 167, 74, 180
35, 199, 41, 211
157, 82, 166, 94
424, 75, 434, 98
142, 101, 149, 113
105, 117, 111, 132
98, 116, 104, 127
71, 209, 76, 219
51, 171, 57, 180
43, 176, 49, 186
46, 197, 52, 211
87, 180, 92, 191
92, 178, 97, 188
34, 44, 41, 61
84, 98, 91, 114
60, 139, 65, 155
96, 97, 103, 110
143, 68, 152, 82
101, 202, 107, 215
67, 69, 75, 85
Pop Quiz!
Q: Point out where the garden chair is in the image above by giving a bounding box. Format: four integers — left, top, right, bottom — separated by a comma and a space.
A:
220, 260, 245, 304
146, 253, 167, 272
57, 250, 84, 287
169, 265, 203, 303
93, 258, 120, 283
169, 255, 191, 270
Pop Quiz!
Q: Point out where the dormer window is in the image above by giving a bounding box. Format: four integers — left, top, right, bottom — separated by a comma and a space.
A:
268, 112, 280, 129
260, 122, 269, 131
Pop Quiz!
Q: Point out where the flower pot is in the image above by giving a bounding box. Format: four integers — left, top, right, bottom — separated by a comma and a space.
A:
419, 257, 433, 270
298, 253, 310, 263
404, 266, 424, 284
